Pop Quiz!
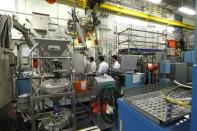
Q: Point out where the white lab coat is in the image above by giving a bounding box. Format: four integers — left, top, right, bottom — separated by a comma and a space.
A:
90, 61, 96, 73
85, 61, 92, 73
97, 61, 109, 75
113, 61, 120, 69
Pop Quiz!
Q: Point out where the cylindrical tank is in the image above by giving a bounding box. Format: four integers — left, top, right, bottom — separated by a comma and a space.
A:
40, 78, 70, 94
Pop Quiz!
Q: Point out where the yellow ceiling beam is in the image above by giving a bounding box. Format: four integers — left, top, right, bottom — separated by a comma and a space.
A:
57, 0, 87, 8
99, 3, 194, 30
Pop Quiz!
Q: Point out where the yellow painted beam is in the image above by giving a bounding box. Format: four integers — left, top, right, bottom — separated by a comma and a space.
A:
83, 0, 88, 8
99, 3, 194, 30
57, 0, 87, 8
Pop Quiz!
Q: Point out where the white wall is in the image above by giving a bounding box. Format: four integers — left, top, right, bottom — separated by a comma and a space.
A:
16, 0, 83, 24
0, 0, 85, 39
0, 0, 180, 53
0, 0, 15, 12
183, 17, 195, 26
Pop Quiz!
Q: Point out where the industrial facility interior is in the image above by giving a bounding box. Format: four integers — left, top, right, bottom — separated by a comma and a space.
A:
1, 0, 197, 131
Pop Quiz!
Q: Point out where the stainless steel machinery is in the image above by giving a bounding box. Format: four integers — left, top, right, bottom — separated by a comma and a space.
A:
27, 38, 76, 131
13, 18, 76, 130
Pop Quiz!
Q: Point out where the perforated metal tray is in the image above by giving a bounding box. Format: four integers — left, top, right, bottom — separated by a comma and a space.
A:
123, 83, 191, 124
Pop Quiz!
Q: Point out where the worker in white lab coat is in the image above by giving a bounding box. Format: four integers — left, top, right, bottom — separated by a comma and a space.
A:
85, 59, 92, 73
81, 52, 91, 73
112, 55, 120, 69
97, 55, 109, 75
89, 57, 96, 73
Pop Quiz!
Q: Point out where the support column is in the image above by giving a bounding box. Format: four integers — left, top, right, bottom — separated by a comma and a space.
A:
174, 14, 184, 50
190, 1, 197, 131
191, 65, 197, 131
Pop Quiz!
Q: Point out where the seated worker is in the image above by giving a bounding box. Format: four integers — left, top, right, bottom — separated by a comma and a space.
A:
97, 55, 109, 75
112, 55, 120, 69
89, 57, 97, 73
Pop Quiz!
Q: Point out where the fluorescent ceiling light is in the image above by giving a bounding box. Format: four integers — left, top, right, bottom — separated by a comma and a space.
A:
178, 7, 196, 15
146, 0, 161, 4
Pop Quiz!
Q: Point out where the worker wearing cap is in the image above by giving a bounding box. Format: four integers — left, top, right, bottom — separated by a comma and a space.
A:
97, 55, 109, 75
112, 55, 120, 69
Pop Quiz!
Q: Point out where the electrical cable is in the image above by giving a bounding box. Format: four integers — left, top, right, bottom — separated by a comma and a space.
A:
161, 90, 191, 108
160, 94, 190, 108
174, 80, 192, 89
160, 82, 192, 108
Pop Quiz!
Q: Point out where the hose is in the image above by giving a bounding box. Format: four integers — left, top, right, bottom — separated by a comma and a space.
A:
160, 82, 192, 108
174, 80, 192, 89
160, 90, 191, 108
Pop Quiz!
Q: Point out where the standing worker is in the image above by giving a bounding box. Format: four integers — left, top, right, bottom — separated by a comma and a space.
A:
89, 57, 96, 73
97, 55, 109, 75
81, 52, 91, 73
112, 55, 120, 69
85, 57, 92, 73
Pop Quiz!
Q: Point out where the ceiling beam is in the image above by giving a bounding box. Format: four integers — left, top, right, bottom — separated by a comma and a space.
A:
99, 3, 194, 30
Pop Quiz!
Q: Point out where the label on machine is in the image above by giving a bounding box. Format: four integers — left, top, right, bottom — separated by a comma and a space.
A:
133, 74, 141, 83
81, 81, 87, 90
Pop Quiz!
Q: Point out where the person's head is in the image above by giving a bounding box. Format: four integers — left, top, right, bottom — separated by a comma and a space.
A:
90, 57, 94, 62
98, 55, 104, 63
112, 55, 118, 62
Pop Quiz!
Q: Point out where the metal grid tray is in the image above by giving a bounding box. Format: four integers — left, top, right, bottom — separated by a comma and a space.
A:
123, 84, 191, 125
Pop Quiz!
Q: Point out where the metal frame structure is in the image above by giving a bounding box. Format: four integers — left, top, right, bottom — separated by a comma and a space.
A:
28, 39, 72, 92
27, 39, 76, 130
117, 26, 167, 63
117, 27, 167, 51
12, 17, 78, 131
30, 92, 76, 131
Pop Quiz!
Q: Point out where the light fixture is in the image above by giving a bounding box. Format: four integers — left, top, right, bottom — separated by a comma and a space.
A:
178, 7, 196, 15
146, 0, 162, 4
178, 0, 196, 15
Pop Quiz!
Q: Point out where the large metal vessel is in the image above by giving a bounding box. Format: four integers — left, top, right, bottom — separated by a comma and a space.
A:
40, 78, 70, 94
